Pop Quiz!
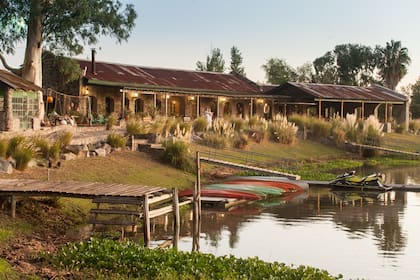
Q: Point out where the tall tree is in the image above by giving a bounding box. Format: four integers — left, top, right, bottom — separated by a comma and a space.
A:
410, 77, 420, 119
312, 51, 338, 84
295, 62, 314, 82
262, 58, 297, 84
0, 0, 137, 87
230, 46, 245, 76
333, 44, 376, 86
375, 40, 411, 90
196, 48, 225, 72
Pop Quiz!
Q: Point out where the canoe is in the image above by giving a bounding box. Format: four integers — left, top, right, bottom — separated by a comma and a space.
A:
179, 188, 261, 200
223, 179, 305, 192
205, 183, 284, 197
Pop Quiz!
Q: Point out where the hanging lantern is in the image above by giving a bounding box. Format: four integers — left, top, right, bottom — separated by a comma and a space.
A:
47, 96, 53, 103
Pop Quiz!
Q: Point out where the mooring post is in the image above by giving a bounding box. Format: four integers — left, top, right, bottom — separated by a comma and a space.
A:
192, 151, 201, 252
172, 188, 180, 249
143, 195, 150, 248
10, 195, 16, 219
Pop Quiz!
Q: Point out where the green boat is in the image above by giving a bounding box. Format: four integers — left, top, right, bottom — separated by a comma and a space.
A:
205, 183, 284, 197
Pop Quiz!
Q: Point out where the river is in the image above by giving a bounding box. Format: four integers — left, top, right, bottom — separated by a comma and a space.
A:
150, 167, 420, 280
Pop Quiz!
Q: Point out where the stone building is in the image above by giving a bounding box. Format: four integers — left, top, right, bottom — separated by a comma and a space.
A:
0, 70, 43, 131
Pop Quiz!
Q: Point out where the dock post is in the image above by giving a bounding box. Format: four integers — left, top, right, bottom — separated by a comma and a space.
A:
143, 195, 150, 248
10, 195, 16, 219
172, 188, 180, 249
192, 151, 201, 252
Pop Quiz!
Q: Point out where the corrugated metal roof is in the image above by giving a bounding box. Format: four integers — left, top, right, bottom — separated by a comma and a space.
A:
77, 59, 261, 96
268, 82, 407, 102
0, 70, 42, 92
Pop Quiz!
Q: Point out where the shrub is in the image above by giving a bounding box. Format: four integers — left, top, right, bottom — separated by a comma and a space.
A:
107, 133, 127, 148
200, 132, 229, 149
13, 145, 34, 171
126, 119, 148, 136
247, 116, 259, 128
308, 118, 332, 138
106, 113, 118, 130
231, 118, 245, 132
34, 138, 51, 159
409, 119, 420, 134
162, 140, 193, 172
289, 114, 310, 130
0, 139, 8, 158
6, 136, 25, 158
268, 115, 298, 145
192, 117, 207, 133
343, 113, 359, 143
233, 133, 248, 149
56, 131, 73, 149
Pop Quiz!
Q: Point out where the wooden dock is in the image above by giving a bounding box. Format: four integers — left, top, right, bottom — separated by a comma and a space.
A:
0, 179, 186, 247
200, 157, 300, 180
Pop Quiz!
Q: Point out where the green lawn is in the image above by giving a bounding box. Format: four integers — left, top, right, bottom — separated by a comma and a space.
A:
383, 133, 420, 153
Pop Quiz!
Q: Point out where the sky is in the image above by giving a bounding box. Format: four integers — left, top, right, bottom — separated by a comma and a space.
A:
3, 0, 420, 89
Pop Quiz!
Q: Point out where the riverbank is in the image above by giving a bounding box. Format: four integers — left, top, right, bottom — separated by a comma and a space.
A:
0, 132, 418, 278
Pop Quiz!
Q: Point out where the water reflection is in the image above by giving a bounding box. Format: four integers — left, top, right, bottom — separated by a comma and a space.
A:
148, 167, 420, 279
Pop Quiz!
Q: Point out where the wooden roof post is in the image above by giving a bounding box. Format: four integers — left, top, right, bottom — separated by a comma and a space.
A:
250, 98, 253, 118
385, 102, 388, 123
340, 100, 344, 118
217, 96, 220, 119
164, 93, 168, 119
361, 101, 365, 119
196, 96, 200, 118
318, 100, 322, 119
153, 93, 157, 110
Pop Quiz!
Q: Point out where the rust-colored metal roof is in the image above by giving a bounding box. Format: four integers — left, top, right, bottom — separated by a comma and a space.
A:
77, 59, 262, 96
268, 82, 408, 102
0, 70, 42, 92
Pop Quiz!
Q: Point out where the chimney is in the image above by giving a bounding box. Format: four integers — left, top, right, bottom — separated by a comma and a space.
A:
91, 48, 96, 75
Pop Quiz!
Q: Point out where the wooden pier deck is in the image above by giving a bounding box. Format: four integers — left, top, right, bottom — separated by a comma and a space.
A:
0, 179, 167, 198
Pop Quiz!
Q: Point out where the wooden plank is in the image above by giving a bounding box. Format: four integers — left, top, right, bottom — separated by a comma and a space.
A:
149, 200, 191, 218
92, 196, 143, 205
89, 209, 141, 216
88, 219, 137, 226
148, 194, 172, 205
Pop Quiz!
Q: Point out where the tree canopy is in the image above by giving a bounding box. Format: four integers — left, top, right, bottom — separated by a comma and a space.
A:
196, 48, 225, 72
230, 46, 245, 76
261, 58, 297, 85
375, 40, 411, 90
410, 77, 420, 119
0, 0, 137, 86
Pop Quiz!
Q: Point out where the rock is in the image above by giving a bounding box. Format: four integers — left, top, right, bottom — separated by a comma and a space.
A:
28, 159, 37, 168
62, 153, 77, 161
102, 143, 112, 154
0, 158, 13, 174
65, 145, 83, 155
94, 148, 107, 157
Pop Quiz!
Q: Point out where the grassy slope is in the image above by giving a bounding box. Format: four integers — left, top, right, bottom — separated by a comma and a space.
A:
383, 133, 420, 153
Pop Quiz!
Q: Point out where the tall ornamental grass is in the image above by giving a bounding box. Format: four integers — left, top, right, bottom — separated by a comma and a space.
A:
268, 114, 298, 145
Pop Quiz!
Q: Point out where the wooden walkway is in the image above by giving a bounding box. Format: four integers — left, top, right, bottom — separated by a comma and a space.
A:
346, 142, 420, 158
200, 157, 301, 180
0, 179, 167, 198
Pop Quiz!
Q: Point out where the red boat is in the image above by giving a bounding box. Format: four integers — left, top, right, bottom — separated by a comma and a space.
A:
223, 179, 306, 192
179, 188, 262, 200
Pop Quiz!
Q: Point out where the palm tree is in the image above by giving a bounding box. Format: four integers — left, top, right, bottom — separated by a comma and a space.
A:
376, 40, 411, 90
